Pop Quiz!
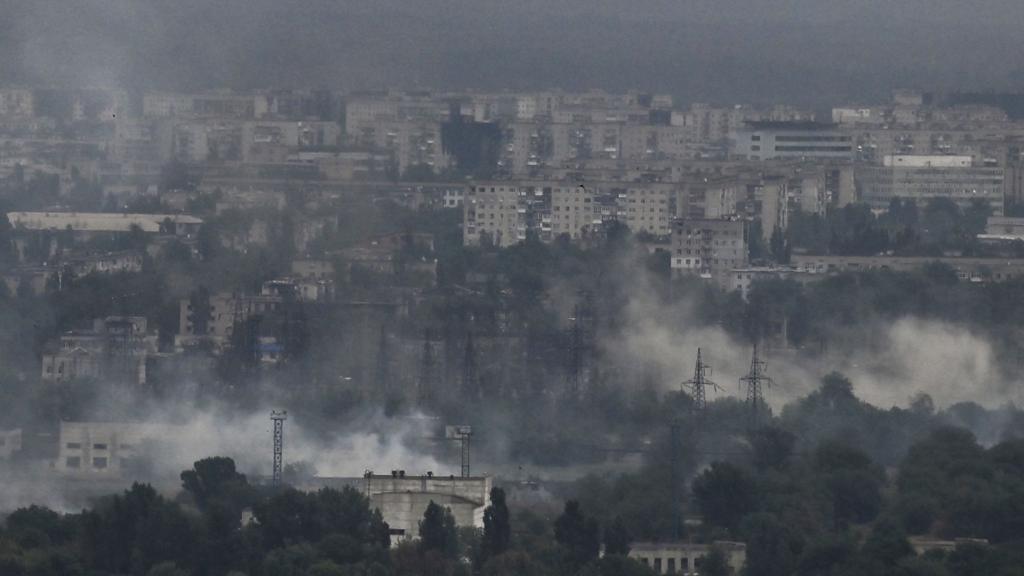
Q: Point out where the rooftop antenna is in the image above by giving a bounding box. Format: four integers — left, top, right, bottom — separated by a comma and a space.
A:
446, 425, 473, 477
270, 410, 288, 486
740, 344, 773, 429
683, 348, 719, 418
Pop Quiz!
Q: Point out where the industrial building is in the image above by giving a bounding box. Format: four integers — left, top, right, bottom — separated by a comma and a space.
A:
307, 472, 491, 544
54, 421, 184, 477
629, 541, 746, 575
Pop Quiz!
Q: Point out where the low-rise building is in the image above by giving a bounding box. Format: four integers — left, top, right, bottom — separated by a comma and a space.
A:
55, 421, 184, 477
791, 254, 1024, 282
978, 216, 1024, 243
8, 212, 202, 237
0, 429, 22, 460
728, 266, 823, 299
629, 541, 746, 575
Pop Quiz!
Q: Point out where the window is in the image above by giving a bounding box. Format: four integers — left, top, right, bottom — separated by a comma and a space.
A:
66, 456, 81, 468
654, 558, 662, 573
668, 558, 676, 573
93, 443, 108, 450
66, 442, 81, 449
93, 457, 108, 469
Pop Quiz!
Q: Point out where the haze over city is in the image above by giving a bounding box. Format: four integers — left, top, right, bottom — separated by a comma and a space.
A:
2, 2, 1024, 576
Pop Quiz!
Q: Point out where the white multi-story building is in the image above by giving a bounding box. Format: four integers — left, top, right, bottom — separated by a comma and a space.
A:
732, 121, 854, 161
55, 421, 184, 477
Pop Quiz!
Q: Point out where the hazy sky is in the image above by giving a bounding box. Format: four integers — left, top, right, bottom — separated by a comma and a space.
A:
3, 0, 1024, 106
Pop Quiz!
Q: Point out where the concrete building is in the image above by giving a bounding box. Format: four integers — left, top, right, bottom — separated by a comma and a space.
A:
856, 155, 1005, 214
291, 259, 335, 280
308, 473, 491, 544
791, 254, 1024, 282
614, 184, 674, 236
464, 184, 527, 247
55, 421, 184, 477
979, 216, 1024, 242
41, 316, 157, 385
177, 291, 284, 349
671, 218, 748, 285
0, 89, 35, 117
732, 121, 854, 161
629, 541, 746, 575
8, 212, 202, 236
728, 266, 823, 299
0, 429, 22, 460
464, 180, 676, 247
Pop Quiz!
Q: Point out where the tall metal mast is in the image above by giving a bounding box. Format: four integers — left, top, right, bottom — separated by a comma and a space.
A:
270, 410, 288, 486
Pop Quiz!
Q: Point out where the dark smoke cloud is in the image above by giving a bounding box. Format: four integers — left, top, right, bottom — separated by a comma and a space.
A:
3, 0, 1024, 106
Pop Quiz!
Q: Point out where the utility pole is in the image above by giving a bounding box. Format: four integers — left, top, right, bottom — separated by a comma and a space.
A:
375, 324, 391, 397
565, 304, 583, 396
670, 421, 683, 540
418, 328, 437, 406
740, 344, 773, 429
684, 348, 719, 418
462, 332, 479, 401
270, 410, 287, 486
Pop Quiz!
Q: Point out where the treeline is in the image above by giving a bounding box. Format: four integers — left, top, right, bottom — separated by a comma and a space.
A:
567, 373, 1024, 576
787, 198, 998, 258
0, 456, 655, 576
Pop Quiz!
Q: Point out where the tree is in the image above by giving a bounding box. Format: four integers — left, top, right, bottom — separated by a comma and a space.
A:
603, 516, 631, 556
180, 456, 251, 538
697, 545, 733, 576
146, 562, 190, 576
419, 501, 459, 560
813, 441, 885, 525
741, 513, 802, 576
554, 501, 600, 570
861, 518, 913, 567
748, 426, 796, 470
481, 550, 552, 576
691, 462, 758, 532
482, 487, 511, 560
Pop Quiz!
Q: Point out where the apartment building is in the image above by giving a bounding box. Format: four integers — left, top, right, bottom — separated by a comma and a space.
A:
463, 183, 528, 247
671, 218, 749, 285
856, 155, 1005, 214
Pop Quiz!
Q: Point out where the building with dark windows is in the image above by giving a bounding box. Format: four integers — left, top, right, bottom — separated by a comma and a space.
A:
732, 121, 853, 161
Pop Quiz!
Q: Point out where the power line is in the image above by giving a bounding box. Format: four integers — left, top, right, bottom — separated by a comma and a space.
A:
739, 344, 773, 430
683, 348, 720, 418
